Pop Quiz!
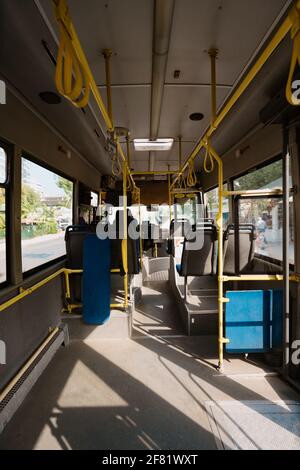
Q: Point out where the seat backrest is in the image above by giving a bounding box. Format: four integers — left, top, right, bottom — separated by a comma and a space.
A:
168, 219, 191, 257
223, 224, 256, 275
65, 225, 92, 303
179, 221, 217, 276
65, 225, 92, 269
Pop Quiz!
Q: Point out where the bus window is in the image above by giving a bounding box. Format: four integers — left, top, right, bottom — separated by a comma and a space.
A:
234, 159, 294, 265
21, 157, 73, 273
91, 191, 98, 208
0, 147, 7, 184
233, 159, 286, 191
205, 185, 229, 224
0, 146, 8, 285
175, 197, 198, 225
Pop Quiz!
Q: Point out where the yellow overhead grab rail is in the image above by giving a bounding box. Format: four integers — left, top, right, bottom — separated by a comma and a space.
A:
52, 0, 137, 191
286, 3, 300, 105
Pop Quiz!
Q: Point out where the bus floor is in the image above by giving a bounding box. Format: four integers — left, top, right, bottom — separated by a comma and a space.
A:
0, 281, 299, 450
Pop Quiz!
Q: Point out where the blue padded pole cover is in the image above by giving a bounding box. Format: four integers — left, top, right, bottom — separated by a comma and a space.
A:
83, 235, 111, 325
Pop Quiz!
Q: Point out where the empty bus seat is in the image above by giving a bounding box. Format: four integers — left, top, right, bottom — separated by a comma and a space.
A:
167, 218, 191, 257
65, 225, 93, 302
223, 224, 256, 275
177, 221, 218, 277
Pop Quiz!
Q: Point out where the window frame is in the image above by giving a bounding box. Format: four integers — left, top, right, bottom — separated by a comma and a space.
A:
21, 153, 74, 277
0, 138, 12, 288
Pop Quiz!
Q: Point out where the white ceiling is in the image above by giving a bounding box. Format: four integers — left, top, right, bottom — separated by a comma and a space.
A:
0, 0, 294, 176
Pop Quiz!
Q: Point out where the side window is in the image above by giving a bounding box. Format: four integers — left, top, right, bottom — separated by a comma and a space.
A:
0, 145, 8, 285
205, 185, 229, 225
91, 191, 99, 208
21, 157, 73, 273
234, 159, 294, 265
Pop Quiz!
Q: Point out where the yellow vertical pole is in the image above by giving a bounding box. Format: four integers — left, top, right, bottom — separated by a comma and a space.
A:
168, 164, 172, 224
126, 133, 132, 170
122, 159, 129, 308
102, 49, 113, 125
209, 48, 218, 126
209, 146, 229, 370
208, 48, 227, 370
138, 190, 143, 269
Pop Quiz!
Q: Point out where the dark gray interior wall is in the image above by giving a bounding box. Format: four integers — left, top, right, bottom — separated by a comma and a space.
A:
201, 125, 283, 190
0, 272, 64, 390
0, 89, 102, 190
0, 88, 101, 391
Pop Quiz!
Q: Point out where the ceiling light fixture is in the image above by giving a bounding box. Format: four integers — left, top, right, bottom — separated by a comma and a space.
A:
133, 139, 174, 151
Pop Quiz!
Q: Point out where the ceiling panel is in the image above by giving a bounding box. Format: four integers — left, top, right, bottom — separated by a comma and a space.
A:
1, 0, 294, 177
40, 0, 153, 85
166, 0, 290, 85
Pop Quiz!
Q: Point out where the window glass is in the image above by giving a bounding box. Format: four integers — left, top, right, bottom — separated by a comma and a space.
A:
0, 188, 6, 283
233, 159, 292, 191
174, 196, 200, 225
205, 185, 229, 225
239, 197, 294, 265
21, 158, 73, 272
0, 147, 7, 184
91, 191, 98, 208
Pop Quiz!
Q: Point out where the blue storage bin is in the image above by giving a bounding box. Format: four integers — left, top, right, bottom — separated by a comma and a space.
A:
225, 290, 283, 354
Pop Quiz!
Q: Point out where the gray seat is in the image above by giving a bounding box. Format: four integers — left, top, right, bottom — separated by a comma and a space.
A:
168, 218, 191, 257
223, 224, 257, 275
178, 221, 218, 277
65, 225, 93, 303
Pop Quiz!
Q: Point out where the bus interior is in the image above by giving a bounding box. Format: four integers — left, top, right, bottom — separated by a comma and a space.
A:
0, 0, 300, 451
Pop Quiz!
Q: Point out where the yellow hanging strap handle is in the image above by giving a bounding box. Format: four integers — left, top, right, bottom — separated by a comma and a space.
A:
177, 172, 187, 189
203, 139, 215, 173
286, 4, 300, 106
54, 0, 91, 108
112, 145, 122, 177
186, 159, 197, 187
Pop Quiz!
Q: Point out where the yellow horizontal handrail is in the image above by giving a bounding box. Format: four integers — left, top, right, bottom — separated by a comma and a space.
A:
0, 268, 66, 313
0, 267, 129, 314
223, 189, 284, 197
222, 274, 300, 283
